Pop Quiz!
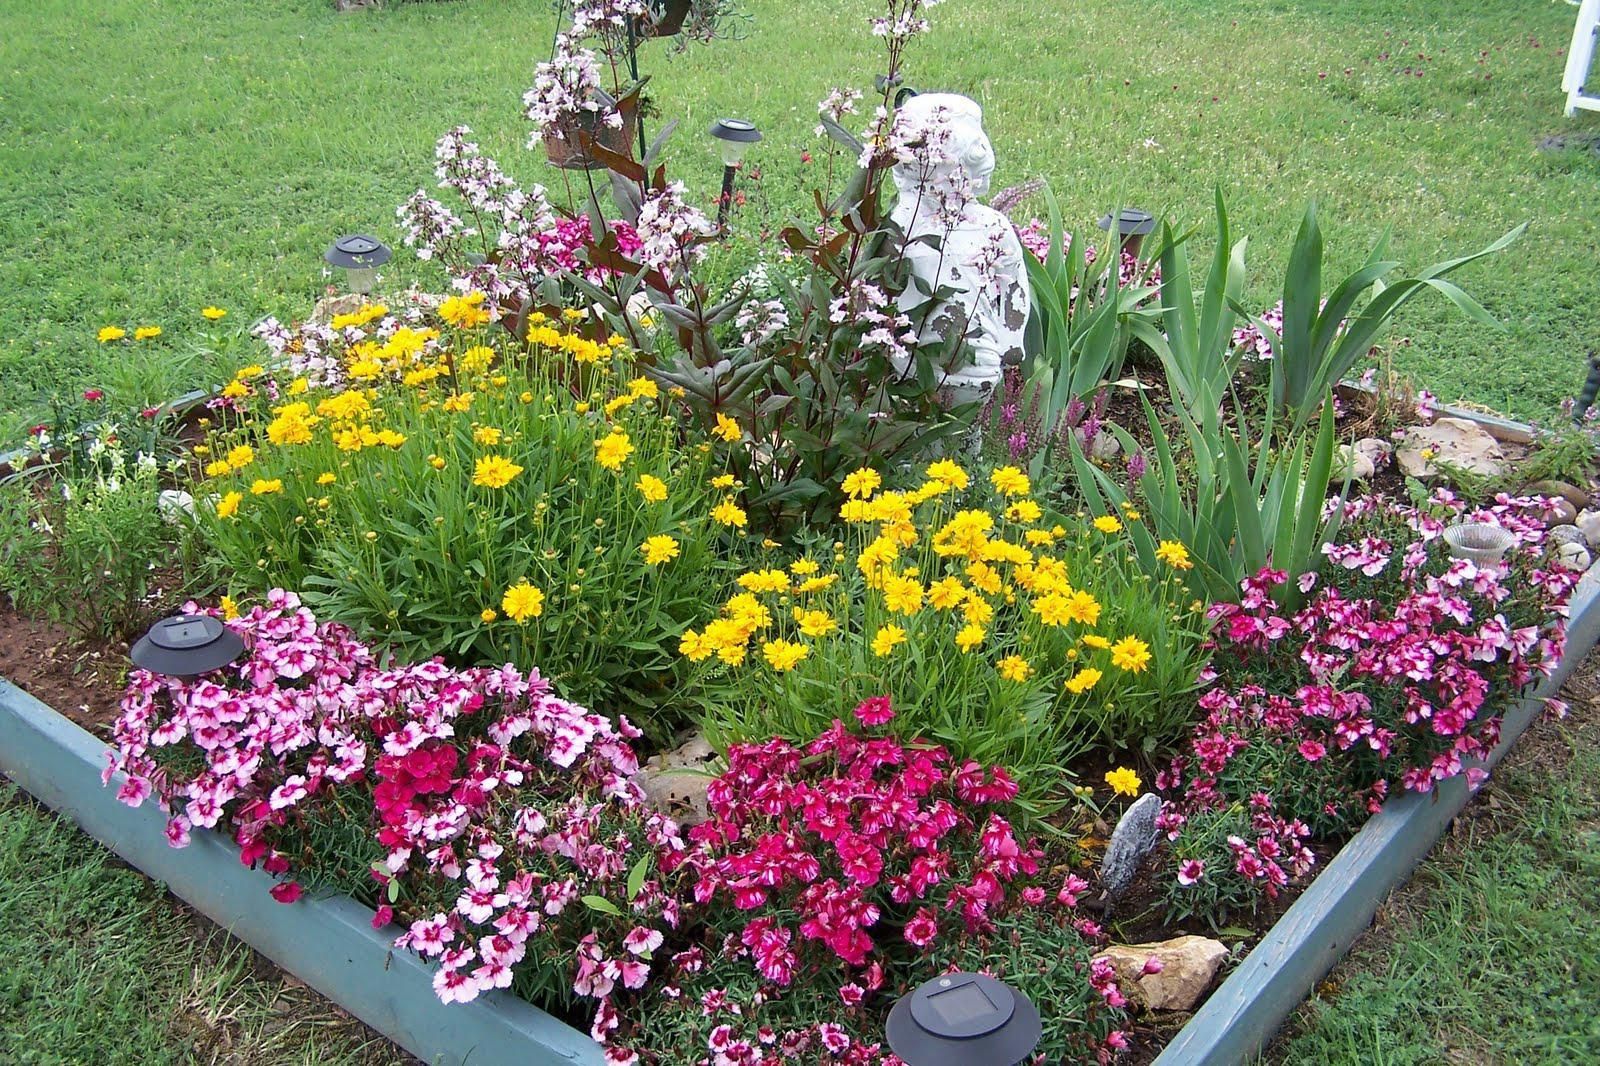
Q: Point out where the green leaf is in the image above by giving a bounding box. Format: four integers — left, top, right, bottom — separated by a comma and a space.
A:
582, 894, 623, 917
627, 853, 652, 902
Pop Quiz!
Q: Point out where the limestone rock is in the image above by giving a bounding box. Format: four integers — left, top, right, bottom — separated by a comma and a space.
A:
1394, 418, 1506, 480
640, 733, 720, 826
1335, 443, 1375, 482
1354, 437, 1391, 472
1556, 542, 1592, 571
309, 293, 368, 326
1578, 509, 1600, 550
1094, 935, 1230, 1012
1547, 525, 1587, 549
1527, 480, 1590, 511
1547, 498, 1579, 527
1090, 430, 1122, 462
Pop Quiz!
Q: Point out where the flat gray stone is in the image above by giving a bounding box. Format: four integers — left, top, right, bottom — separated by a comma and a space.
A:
1395, 418, 1506, 479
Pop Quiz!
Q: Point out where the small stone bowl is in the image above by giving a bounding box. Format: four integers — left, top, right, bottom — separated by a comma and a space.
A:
1443, 522, 1516, 566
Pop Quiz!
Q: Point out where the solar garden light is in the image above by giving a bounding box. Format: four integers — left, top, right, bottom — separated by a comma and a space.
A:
886, 972, 1042, 1066
324, 234, 392, 295
1097, 207, 1156, 260
131, 614, 245, 680
708, 118, 762, 234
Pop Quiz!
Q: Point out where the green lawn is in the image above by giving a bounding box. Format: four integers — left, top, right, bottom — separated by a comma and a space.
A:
0, 783, 395, 1065
1273, 666, 1600, 1064
2, 0, 1599, 445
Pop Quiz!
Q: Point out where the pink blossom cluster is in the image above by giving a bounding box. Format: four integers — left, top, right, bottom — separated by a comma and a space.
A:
1157, 493, 1577, 910
667, 700, 1038, 985
108, 591, 680, 1032
396, 128, 644, 318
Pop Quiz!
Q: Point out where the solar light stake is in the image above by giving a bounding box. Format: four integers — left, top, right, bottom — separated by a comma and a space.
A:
1097, 207, 1156, 260
886, 972, 1042, 1066
708, 118, 762, 234
131, 614, 245, 680
324, 234, 393, 295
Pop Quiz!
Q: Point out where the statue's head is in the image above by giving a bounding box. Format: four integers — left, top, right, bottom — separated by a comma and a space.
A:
890, 92, 995, 203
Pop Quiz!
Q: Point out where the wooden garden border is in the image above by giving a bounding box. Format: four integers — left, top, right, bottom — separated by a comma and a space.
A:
1, 407, 1594, 1066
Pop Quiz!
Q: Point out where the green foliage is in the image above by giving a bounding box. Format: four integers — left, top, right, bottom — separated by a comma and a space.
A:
1145, 189, 1249, 440
1, 434, 196, 640
197, 334, 733, 732
1072, 398, 1346, 608
685, 459, 1210, 810
1252, 204, 1524, 435
1018, 185, 1163, 475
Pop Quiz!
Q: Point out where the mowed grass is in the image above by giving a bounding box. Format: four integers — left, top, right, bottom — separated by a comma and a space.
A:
0, 782, 398, 1065
2, 0, 1599, 444
1271, 668, 1600, 1064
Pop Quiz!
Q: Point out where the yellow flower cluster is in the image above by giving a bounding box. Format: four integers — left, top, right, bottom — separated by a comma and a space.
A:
680, 460, 1175, 694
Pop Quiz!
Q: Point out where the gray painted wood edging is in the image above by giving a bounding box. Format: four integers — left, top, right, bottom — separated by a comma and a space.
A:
0, 677, 604, 1066
1152, 568, 1600, 1066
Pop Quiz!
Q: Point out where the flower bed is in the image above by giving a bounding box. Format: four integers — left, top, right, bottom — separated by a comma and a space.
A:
3, 0, 1597, 1062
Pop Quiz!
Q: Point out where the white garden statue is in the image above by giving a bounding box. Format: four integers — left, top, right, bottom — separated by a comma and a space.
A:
888, 92, 1031, 405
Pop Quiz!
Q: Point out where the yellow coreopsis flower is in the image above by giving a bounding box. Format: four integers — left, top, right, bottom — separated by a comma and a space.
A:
1105, 767, 1142, 797
97, 325, 126, 343
928, 576, 967, 610
220, 595, 239, 621
133, 325, 162, 341
220, 381, 249, 400
1064, 667, 1102, 694
473, 455, 524, 489
501, 580, 545, 623
1156, 540, 1194, 570
679, 629, 713, 662
226, 444, 255, 470
594, 430, 634, 471
712, 474, 737, 490
925, 459, 969, 490
713, 413, 742, 443
1110, 636, 1152, 673
215, 491, 242, 520
797, 573, 839, 594
990, 466, 1030, 497
712, 499, 748, 528
203, 460, 231, 478
316, 472, 336, 486
795, 609, 838, 638
871, 625, 907, 657
442, 392, 474, 414
459, 345, 496, 374
737, 569, 791, 594
627, 377, 659, 399
202, 306, 227, 320
762, 639, 809, 672
841, 467, 882, 499
439, 291, 491, 329
1093, 515, 1123, 534
790, 558, 820, 577
636, 474, 668, 503
955, 623, 986, 653
997, 655, 1033, 683
249, 478, 283, 496
882, 572, 924, 615
480, 608, 498, 623
961, 594, 994, 626
1063, 590, 1102, 626
640, 535, 681, 566
604, 394, 636, 417
1082, 634, 1111, 650
473, 426, 504, 446
1005, 499, 1043, 524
